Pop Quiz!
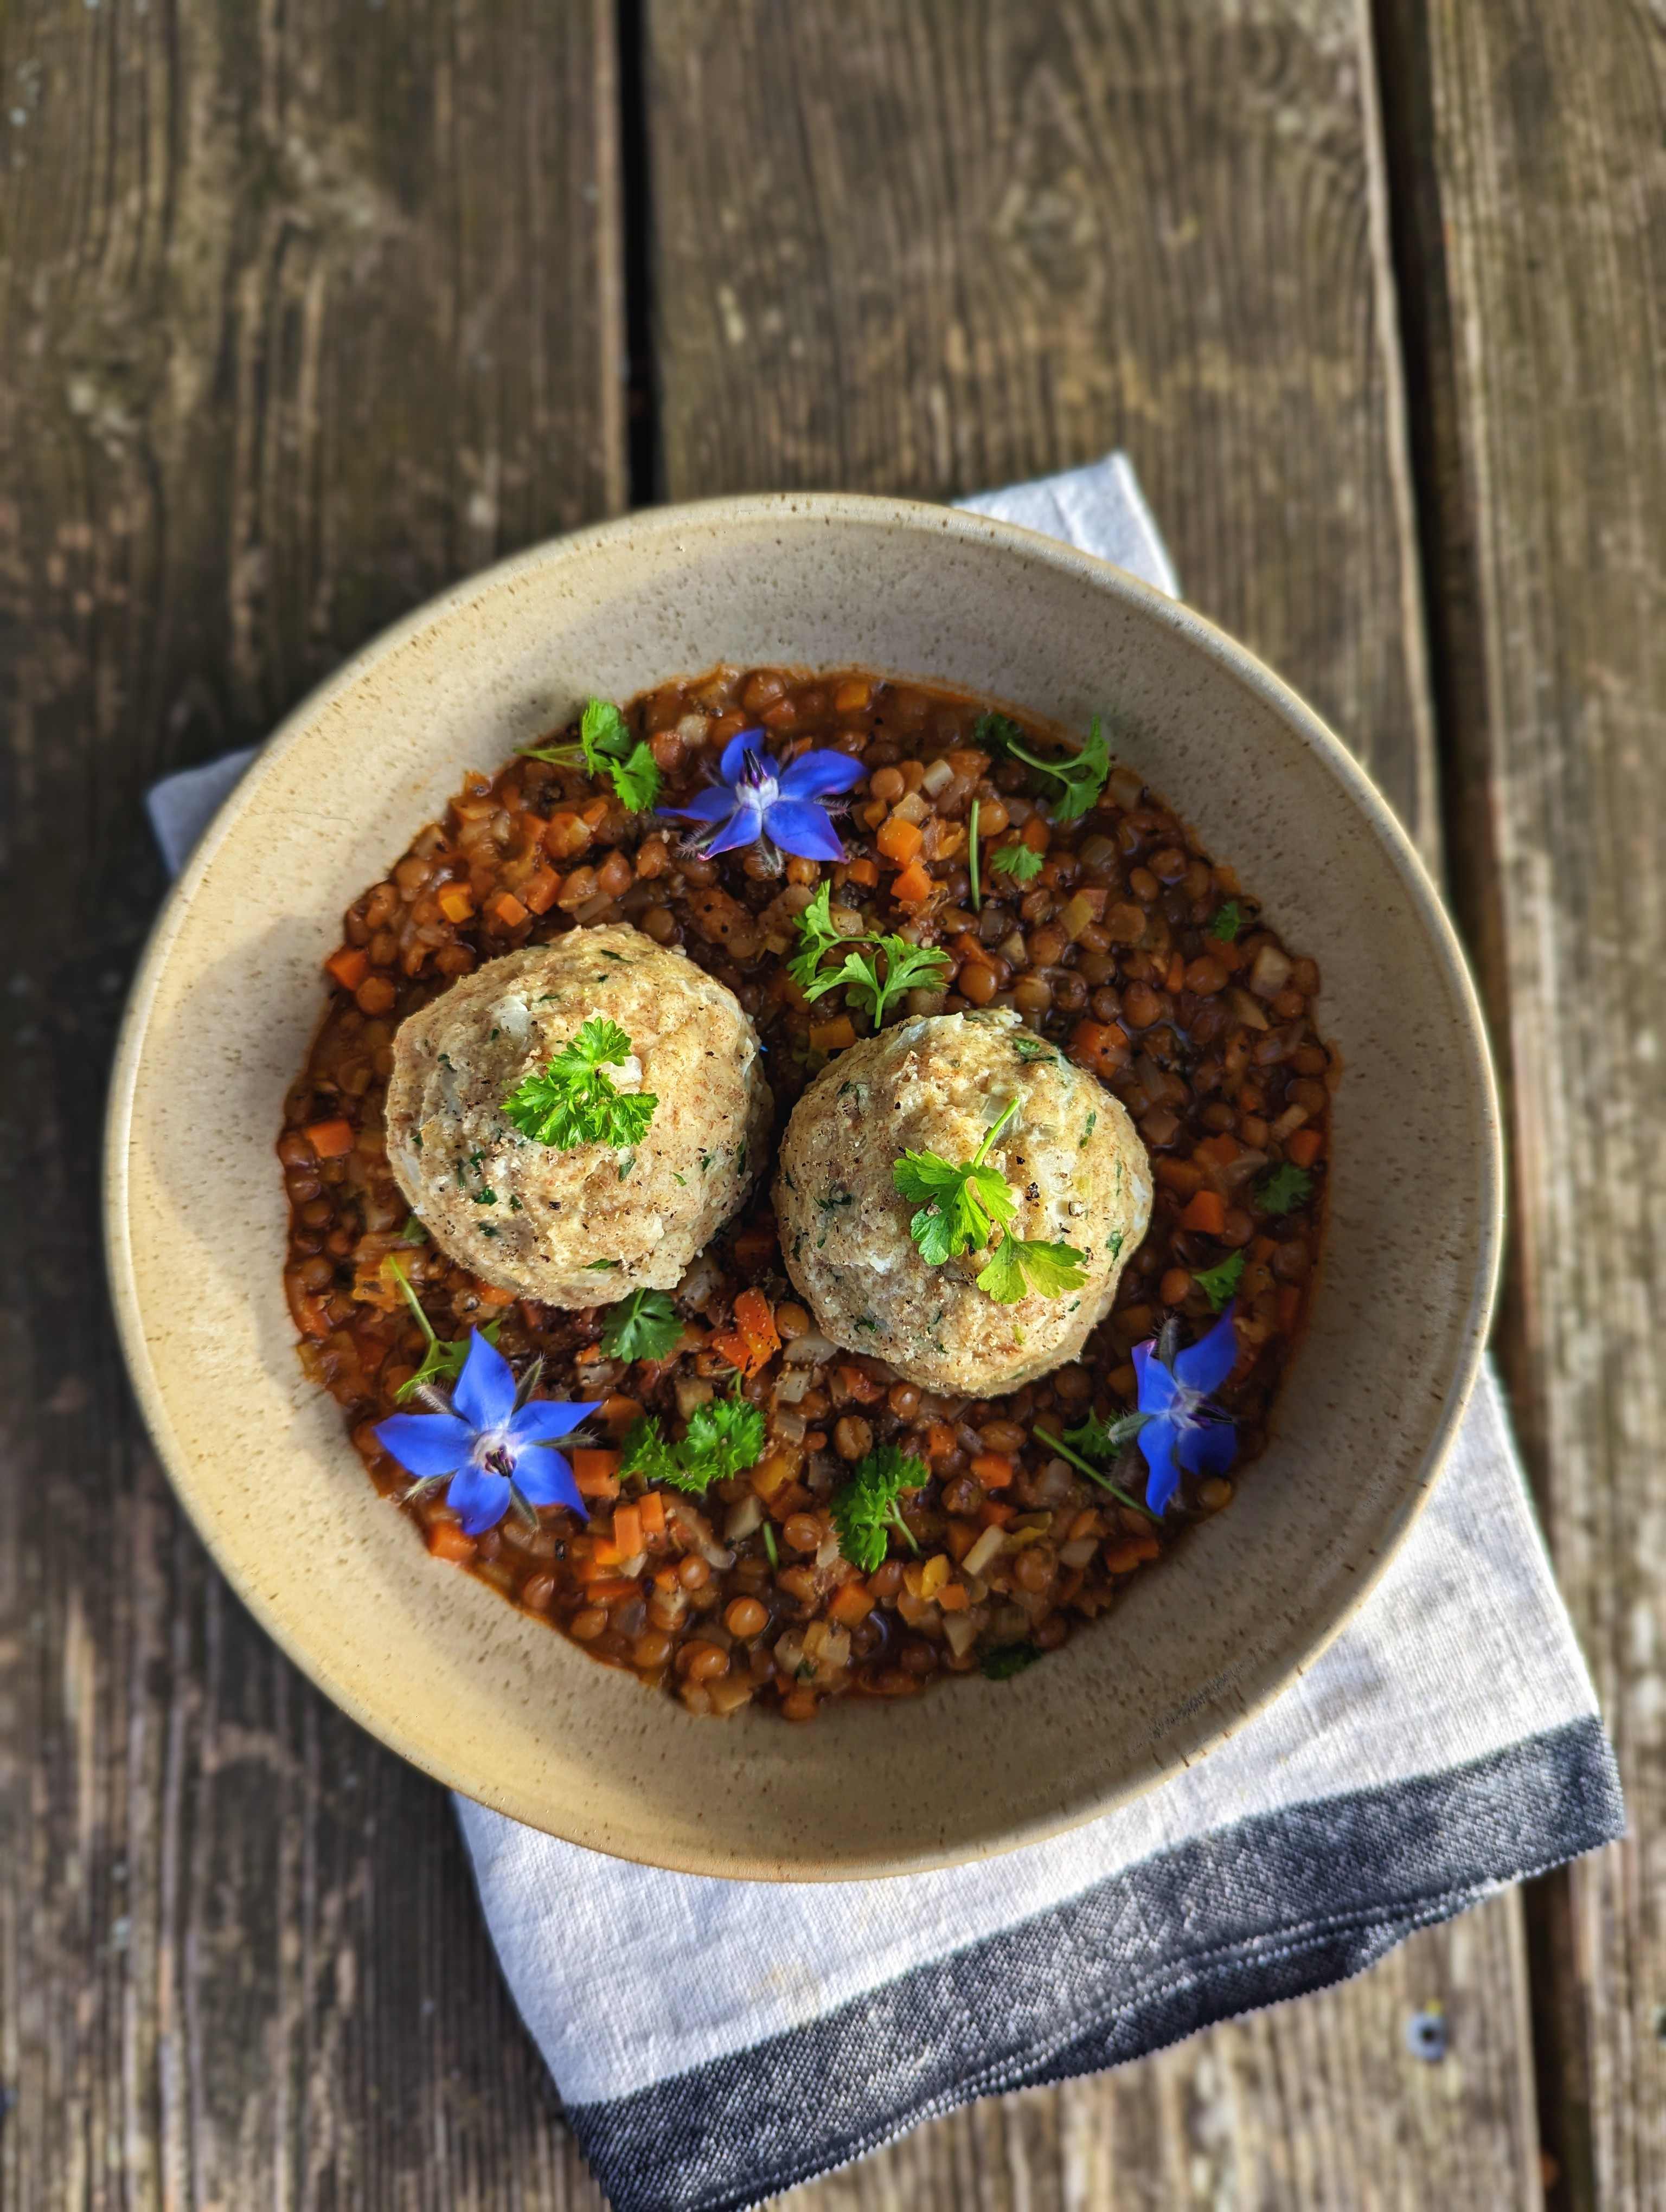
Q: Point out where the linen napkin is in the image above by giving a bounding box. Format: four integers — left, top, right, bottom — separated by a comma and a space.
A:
149, 456, 1624, 2212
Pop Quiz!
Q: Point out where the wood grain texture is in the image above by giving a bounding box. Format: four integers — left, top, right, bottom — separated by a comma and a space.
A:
648, 2, 1541, 2205
1402, 2, 1666, 2204
0, 1, 622, 2205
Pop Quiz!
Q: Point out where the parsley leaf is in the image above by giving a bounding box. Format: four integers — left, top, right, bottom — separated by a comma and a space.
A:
620, 1387, 766, 1494
1256, 1162, 1315, 1215
501, 1017, 658, 1149
1208, 899, 1243, 942
1003, 715, 1111, 824
599, 1288, 683, 1363
982, 1642, 1041, 1681
811, 935, 952, 1027
892, 1097, 1020, 1264
787, 881, 870, 989
976, 1234, 1090, 1304
1193, 1250, 1246, 1310
971, 711, 1026, 759
829, 1442, 927, 1572
524, 696, 661, 812
990, 842, 1044, 883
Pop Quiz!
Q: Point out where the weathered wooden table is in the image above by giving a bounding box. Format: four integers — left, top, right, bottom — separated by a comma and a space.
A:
4, 3, 1661, 2204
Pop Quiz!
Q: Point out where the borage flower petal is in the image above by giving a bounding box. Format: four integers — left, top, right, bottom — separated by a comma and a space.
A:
512, 1448, 586, 1516
451, 1329, 517, 1431
447, 1462, 513, 1537
509, 1397, 604, 1446
702, 799, 767, 859
658, 730, 860, 866
762, 798, 845, 863
778, 750, 866, 801
1138, 1418, 1184, 1517
1171, 1304, 1239, 1397
1131, 1302, 1240, 1513
373, 1410, 475, 1477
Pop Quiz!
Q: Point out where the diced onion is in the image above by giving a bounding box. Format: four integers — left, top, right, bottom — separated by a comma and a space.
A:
1228, 987, 1271, 1032
920, 758, 955, 797
773, 1367, 812, 1405
1250, 943, 1292, 998
942, 1611, 979, 1660
1060, 1538, 1099, 1569
724, 1495, 764, 1542
962, 1524, 1008, 1579
784, 1332, 839, 1364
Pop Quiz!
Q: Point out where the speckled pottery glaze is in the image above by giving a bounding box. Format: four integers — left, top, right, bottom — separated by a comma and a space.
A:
105, 494, 1502, 1881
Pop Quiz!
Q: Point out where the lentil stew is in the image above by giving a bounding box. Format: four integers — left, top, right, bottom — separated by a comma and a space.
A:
280, 666, 1334, 1719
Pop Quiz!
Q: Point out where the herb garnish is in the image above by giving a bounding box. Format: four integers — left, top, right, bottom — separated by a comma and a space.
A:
829, 1443, 927, 1571
1209, 899, 1243, 942
599, 1288, 683, 1363
501, 1017, 658, 1149
990, 842, 1044, 883
1255, 1163, 1315, 1216
892, 1098, 1088, 1303
386, 1258, 500, 1403
971, 711, 1026, 758
1000, 716, 1111, 824
522, 697, 661, 813
968, 798, 981, 911
982, 1643, 1041, 1681
619, 1387, 765, 1494
1193, 1250, 1246, 1310
1033, 1418, 1155, 1517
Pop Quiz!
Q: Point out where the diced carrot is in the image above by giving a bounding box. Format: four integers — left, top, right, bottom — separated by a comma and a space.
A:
892, 859, 934, 906
1180, 1189, 1226, 1236
978, 1499, 1016, 1529
1286, 1127, 1323, 1169
521, 866, 561, 915
491, 891, 529, 929
637, 1490, 667, 1539
844, 856, 879, 887
970, 1451, 1016, 1490
1021, 814, 1049, 851
1194, 1131, 1241, 1168
590, 1536, 624, 1568
876, 815, 924, 865
600, 1394, 643, 1432
437, 883, 476, 924
1068, 1019, 1130, 1079
473, 1280, 516, 1305
751, 1450, 798, 1499
829, 1581, 875, 1628
731, 1288, 780, 1370
1155, 1156, 1206, 1195
937, 1581, 970, 1611
572, 1449, 622, 1499
952, 931, 998, 973
1104, 1536, 1161, 1573
710, 1332, 747, 1371
1278, 1284, 1303, 1331
923, 1422, 958, 1462
945, 1520, 979, 1562
426, 1522, 475, 1564
1165, 952, 1186, 995
809, 1015, 856, 1053
325, 947, 368, 991
835, 1364, 885, 1406
1250, 1235, 1278, 1263
304, 1117, 355, 1159
612, 1503, 643, 1560
585, 1577, 640, 1604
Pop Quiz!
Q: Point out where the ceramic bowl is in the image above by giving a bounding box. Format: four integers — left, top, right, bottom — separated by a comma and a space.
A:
105, 493, 1501, 1880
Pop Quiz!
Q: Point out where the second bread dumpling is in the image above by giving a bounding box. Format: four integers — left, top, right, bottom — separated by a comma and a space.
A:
774, 1009, 1151, 1394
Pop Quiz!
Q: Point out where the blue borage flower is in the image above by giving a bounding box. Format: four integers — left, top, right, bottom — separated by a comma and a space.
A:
374, 1330, 601, 1536
1128, 1303, 1240, 1515
658, 731, 865, 865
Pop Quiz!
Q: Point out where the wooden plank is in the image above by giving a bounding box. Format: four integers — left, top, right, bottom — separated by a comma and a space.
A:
1384, 2, 1666, 2205
647, 2, 1543, 2205
0, 2, 623, 2206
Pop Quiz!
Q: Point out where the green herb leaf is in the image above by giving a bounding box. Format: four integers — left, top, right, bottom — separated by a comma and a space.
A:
501, 1016, 658, 1149
1208, 899, 1243, 942
829, 1442, 928, 1572
990, 842, 1044, 883
1003, 716, 1111, 824
1035, 1419, 1155, 1516
968, 798, 981, 912
567, 696, 661, 813
1255, 1162, 1315, 1215
816, 935, 952, 1027
892, 1098, 1020, 1265
599, 1288, 683, 1363
981, 1642, 1041, 1681
619, 1387, 765, 1495
971, 711, 1026, 760
1193, 1250, 1246, 1310
788, 881, 871, 989
976, 1234, 1090, 1304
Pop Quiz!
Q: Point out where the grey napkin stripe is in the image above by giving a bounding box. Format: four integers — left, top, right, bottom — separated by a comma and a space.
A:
148, 453, 1623, 2212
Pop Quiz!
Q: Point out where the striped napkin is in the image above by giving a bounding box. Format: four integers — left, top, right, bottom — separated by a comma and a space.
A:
149, 456, 1623, 2212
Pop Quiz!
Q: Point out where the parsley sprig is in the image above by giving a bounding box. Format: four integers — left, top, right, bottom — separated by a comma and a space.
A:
1001, 715, 1111, 824
1208, 899, 1243, 943
386, 1259, 499, 1402
619, 1388, 765, 1495
892, 1098, 1088, 1303
522, 696, 661, 813
791, 886, 951, 1027
1033, 1417, 1155, 1517
1255, 1163, 1315, 1216
599, 1288, 683, 1363
830, 1442, 927, 1571
1192, 1250, 1246, 1311
501, 1017, 658, 1150
990, 842, 1044, 883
